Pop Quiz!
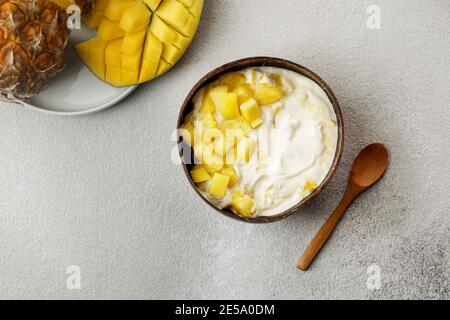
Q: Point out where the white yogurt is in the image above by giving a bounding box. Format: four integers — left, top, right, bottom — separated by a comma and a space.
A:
193, 67, 338, 217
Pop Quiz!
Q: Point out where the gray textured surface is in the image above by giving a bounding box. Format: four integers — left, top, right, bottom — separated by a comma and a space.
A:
0, 0, 449, 300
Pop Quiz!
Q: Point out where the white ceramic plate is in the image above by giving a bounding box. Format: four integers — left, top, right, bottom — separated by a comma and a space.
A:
21, 28, 138, 116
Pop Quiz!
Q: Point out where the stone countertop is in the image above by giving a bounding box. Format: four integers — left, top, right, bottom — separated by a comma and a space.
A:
0, 0, 448, 299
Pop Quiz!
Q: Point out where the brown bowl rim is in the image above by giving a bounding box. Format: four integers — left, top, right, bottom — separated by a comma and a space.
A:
177, 57, 344, 223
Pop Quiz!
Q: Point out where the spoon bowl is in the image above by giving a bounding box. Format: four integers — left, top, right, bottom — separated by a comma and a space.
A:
351, 143, 389, 188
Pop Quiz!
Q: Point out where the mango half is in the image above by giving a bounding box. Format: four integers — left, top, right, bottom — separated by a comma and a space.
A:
74, 0, 204, 87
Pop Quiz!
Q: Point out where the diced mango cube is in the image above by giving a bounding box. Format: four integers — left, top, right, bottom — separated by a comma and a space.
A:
142, 0, 162, 11
208, 173, 230, 199
121, 49, 142, 70
199, 88, 216, 113
104, 0, 137, 21
138, 32, 162, 83
231, 190, 254, 217
239, 98, 263, 128
105, 65, 122, 86
186, 0, 204, 18
190, 166, 211, 183
121, 69, 139, 86
219, 72, 246, 91
122, 29, 147, 55
161, 43, 183, 65
97, 18, 125, 40
172, 31, 190, 49
150, 15, 176, 44
234, 84, 254, 105
254, 84, 283, 105
222, 166, 238, 187
120, 3, 151, 33
156, 58, 171, 77
156, 0, 190, 31
105, 39, 122, 67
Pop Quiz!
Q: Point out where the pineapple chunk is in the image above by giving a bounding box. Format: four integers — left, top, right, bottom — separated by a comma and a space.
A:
138, 32, 162, 82
104, 0, 137, 21
195, 112, 217, 130
222, 166, 238, 187
219, 117, 251, 136
179, 123, 194, 145
105, 39, 122, 67
83, 10, 104, 28
303, 180, 318, 194
156, 0, 190, 31
234, 84, 254, 105
200, 87, 216, 113
236, 137, 255, 163
208, 173, 230, 199
121, 29, 147, 55
190, 166, 211, 183
223, 93, 240, 119
121, 49, 143, 70
231, 190, 254, 217
142, 0, 162, 11
120, 3, 151, 33
219, 72, 246, 91
254, 84, 283, 105
161, 43, 183, 65
239, 98, 263, 128
202, 143, 224, 173
97, 18, 125, 40
150, 16, 176, 44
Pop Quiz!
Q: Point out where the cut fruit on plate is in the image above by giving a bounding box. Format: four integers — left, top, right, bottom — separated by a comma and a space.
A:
74, 0, 204, 87
21, 28, 138, 116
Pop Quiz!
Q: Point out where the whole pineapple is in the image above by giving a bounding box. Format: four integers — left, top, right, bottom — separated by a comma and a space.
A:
0, 0, 90, 100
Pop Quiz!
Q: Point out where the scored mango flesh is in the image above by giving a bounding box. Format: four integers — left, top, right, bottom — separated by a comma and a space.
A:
180, 69, 288, 217
74, 0, 204, 87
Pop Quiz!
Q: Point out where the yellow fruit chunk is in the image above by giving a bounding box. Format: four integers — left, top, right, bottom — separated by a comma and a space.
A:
234, 84, 254, 105
106, 65, 122, 86
208, 173, 230, 199
83, 10, 104, 28
161, 43, 183, 65
219, 72, 246, 91
202, 143, 224, 173
74, 38, 107, 64
239, 98, 263, 128
173, 31, 190, 49
104, 0, 137, 21
219, 117, 252, 136
236, 137, 255, 163
186, 0, 204, 18
150, 16, 176, 44
97, 18, 125, 40
138, 33, 163, 83
142, 0, 162, 11
121, 69, 139, 86
179, 123, 194, 145
303, 180, 318, 194
105, 39, 122, 67
121, 49, 143, 70
120, 3, 151, 33
222, 166, 238, 187
231, 190, 254, 217
224, 93, 240, 119
122, 29, 147, 55
178, 15, 198, 38
190, 166, 211, 183
200, 88, 215, 113
156, 0, 190, 32
254, 84, 283, 105
156, 59, 171, 76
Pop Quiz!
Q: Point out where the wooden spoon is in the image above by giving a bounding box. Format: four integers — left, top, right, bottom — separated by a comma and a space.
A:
297, 143, 389, 271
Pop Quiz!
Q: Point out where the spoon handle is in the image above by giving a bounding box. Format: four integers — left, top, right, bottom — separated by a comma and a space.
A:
297, 186, 360, 271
